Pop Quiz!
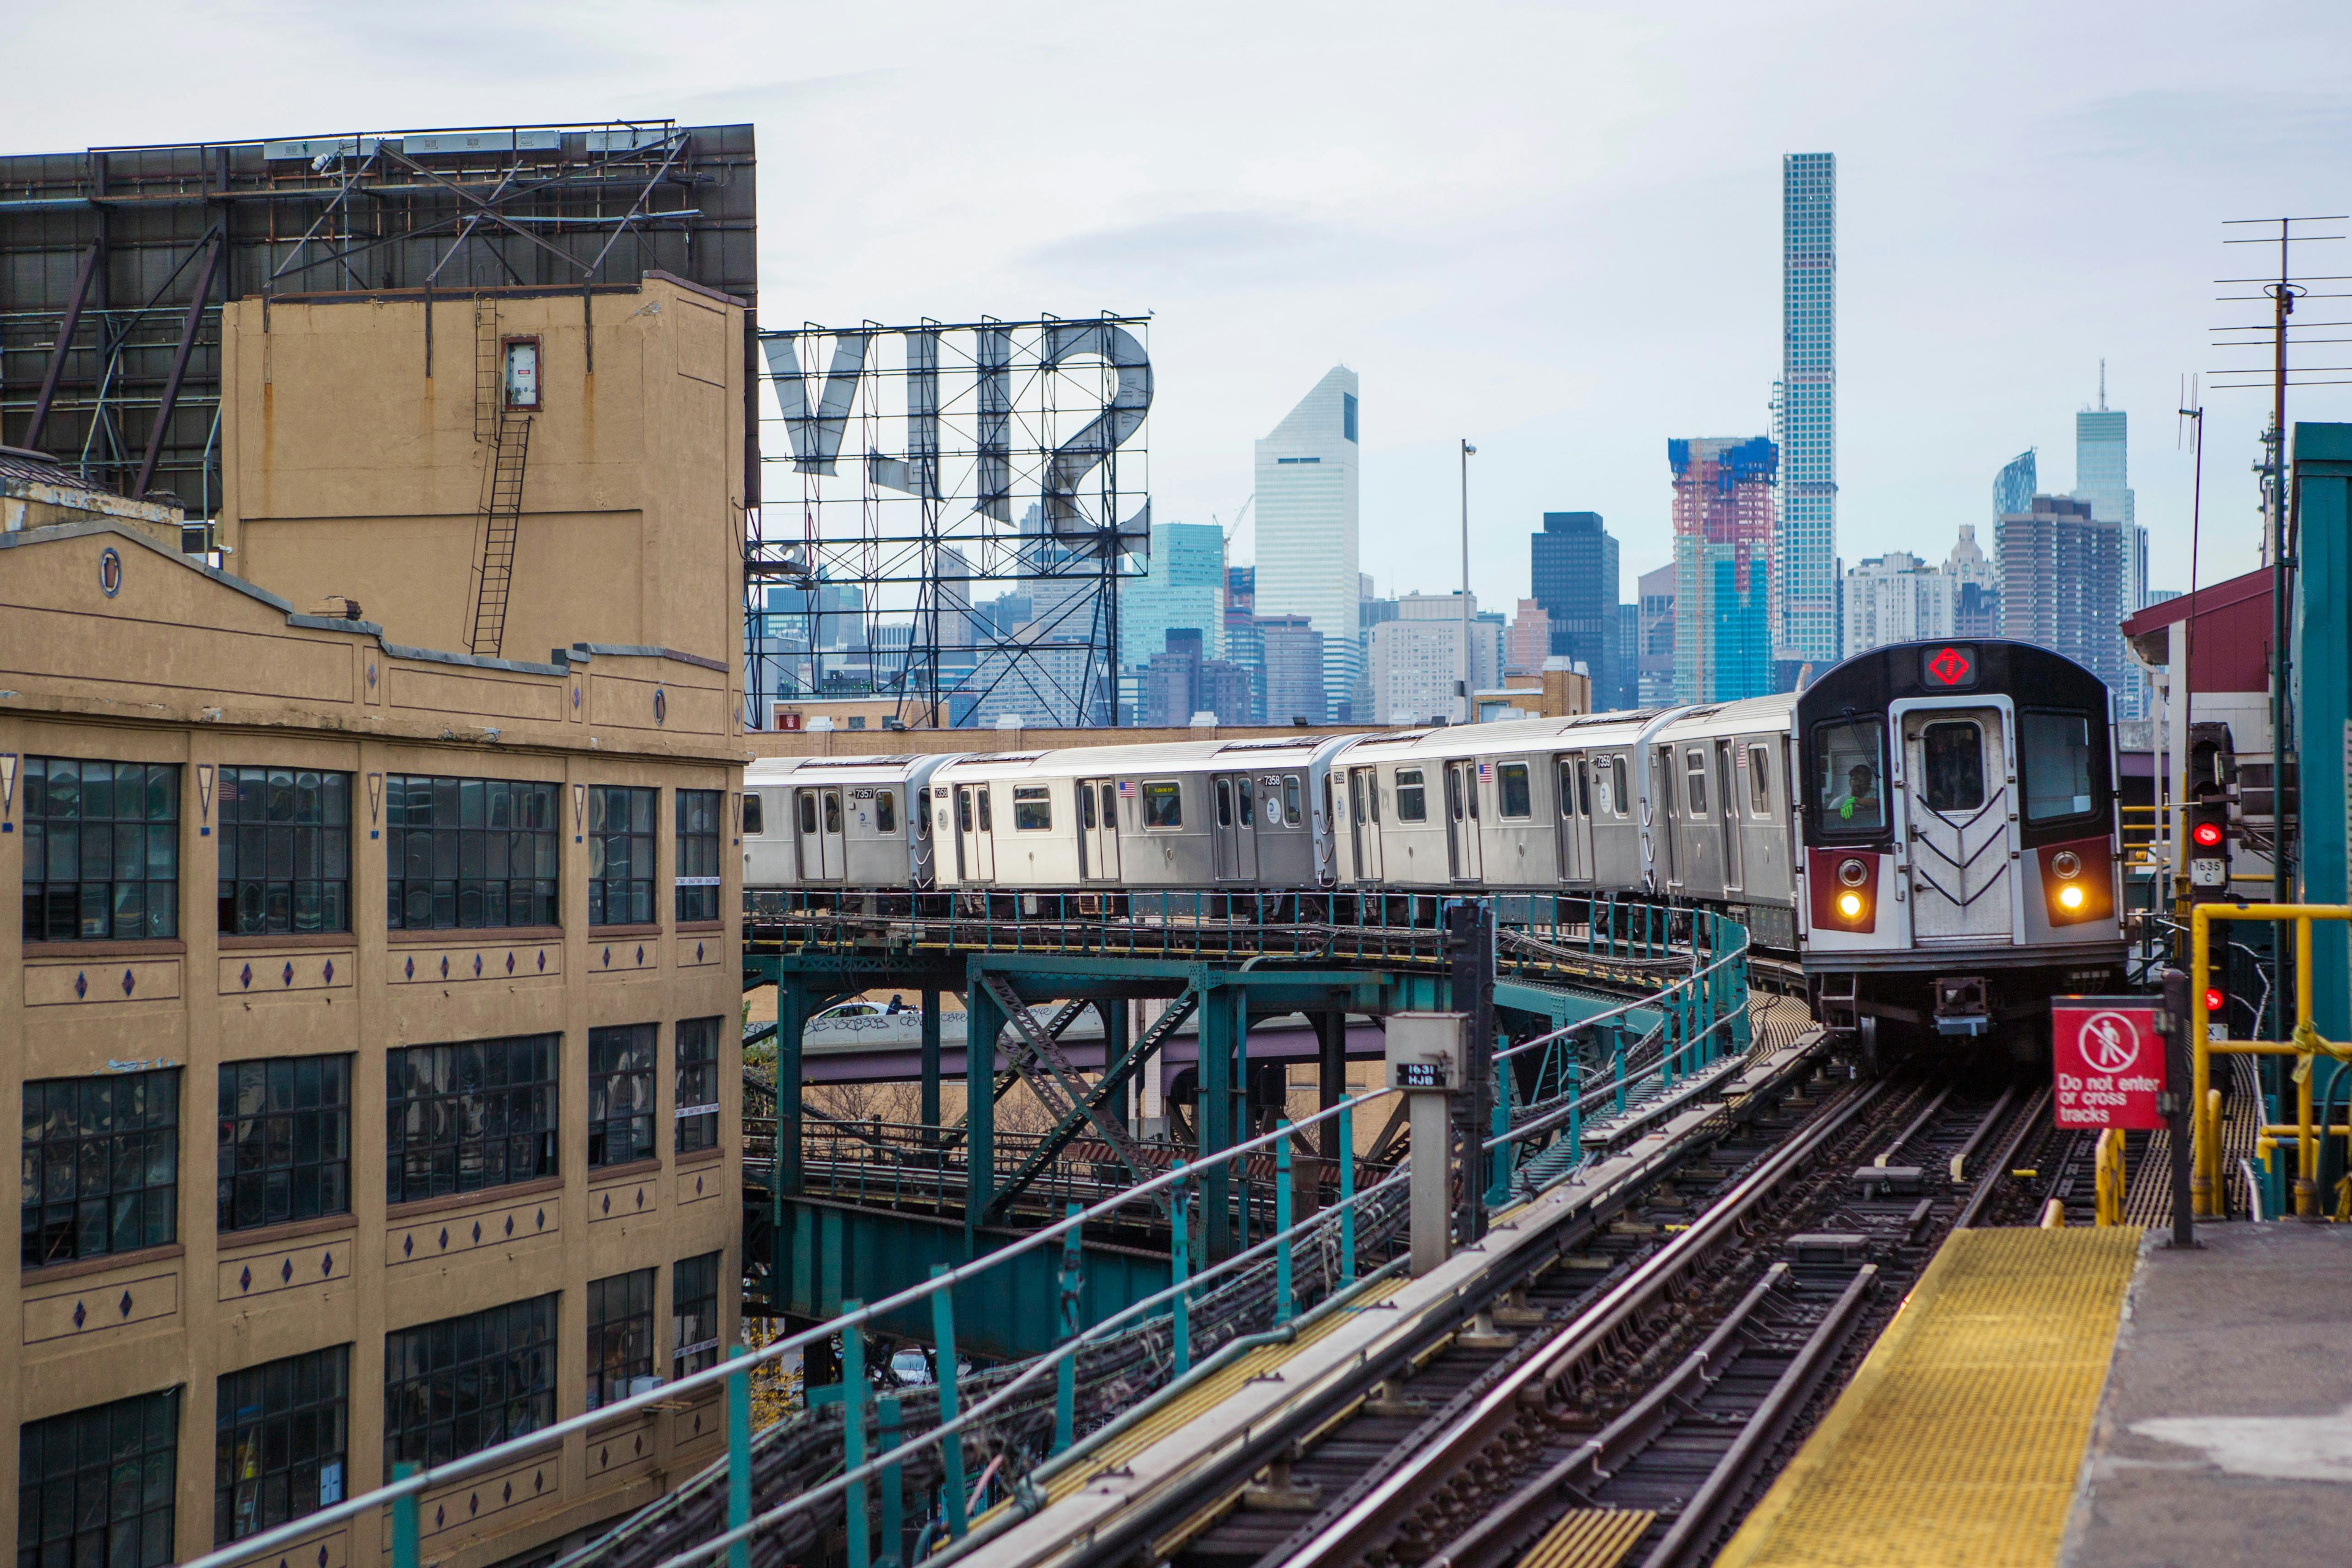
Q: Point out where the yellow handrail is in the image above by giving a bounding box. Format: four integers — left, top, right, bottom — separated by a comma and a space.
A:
2190, 903, 2352, 1218
2093, 1127, 2127, 1225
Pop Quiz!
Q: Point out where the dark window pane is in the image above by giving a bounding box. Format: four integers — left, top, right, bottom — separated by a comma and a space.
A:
21, 1069, 178, 1267
674, 1017, 722, 1155
384, 1038, 559, 1205
216, 1057, 355, 1234
383, 774, 562, 932
383, 1297, 555, 1479
214, 1346, 349, 1544
20, 758, 178, 946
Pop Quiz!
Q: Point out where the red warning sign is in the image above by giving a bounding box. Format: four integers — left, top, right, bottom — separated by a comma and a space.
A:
2051, 996, 2165, 1130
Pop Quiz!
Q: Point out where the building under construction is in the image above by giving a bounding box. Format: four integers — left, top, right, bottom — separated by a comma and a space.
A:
1669, 435, 1778, 703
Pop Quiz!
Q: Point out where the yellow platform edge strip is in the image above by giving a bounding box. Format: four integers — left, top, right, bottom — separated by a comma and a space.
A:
1714, 1225, 2141, 1568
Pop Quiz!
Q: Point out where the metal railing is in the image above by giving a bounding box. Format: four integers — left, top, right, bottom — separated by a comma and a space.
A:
2190, 902, 2352, 1218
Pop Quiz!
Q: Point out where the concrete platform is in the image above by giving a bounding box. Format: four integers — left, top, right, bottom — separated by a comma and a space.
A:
1718, 1221, 2352, 1568
2066, 1223, 2352, 1568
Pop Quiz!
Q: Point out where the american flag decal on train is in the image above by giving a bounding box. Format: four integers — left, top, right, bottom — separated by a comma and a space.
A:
1118, 780, 1136, 797
1478, 761, 1494, 783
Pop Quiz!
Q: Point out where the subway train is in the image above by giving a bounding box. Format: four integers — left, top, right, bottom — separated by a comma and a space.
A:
744, 639, 2125, 1049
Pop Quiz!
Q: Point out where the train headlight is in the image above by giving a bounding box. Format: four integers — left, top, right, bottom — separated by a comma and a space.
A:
1836, 858, 1869, 889
2052, 851, 2082, 880
1836, 891, 1865, 919
2056, 883, 2086, 911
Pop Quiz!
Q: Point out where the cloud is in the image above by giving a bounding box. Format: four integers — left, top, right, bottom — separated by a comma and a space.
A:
2059, 90, 2352, 167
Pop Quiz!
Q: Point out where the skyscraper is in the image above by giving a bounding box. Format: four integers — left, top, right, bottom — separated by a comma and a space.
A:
1670, 437, 1779, 703
1993, 450, 2037, 522
1120, 520, 1226, 667
1776, 153, 1838, 669
1842, 551, 1954, 654
1997, 495, 2131, 696
1637, 564, 1675, 707
1254, 367, 1362, 718
1529, 511, 1622, 707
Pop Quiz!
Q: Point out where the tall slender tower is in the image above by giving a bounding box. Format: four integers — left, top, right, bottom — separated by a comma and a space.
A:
1254, 368, 1363, 718
1777, 153, 1838, 673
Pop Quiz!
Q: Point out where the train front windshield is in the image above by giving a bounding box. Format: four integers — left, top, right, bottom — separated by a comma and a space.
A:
1813, 718, 1887, 832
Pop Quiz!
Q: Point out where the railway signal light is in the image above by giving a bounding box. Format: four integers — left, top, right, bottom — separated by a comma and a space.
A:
2185, 801, 2231, 900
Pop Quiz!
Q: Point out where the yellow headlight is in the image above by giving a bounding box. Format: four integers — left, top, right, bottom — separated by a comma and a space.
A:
1836, 891, 1864, 919
2057, 884, 2086, 911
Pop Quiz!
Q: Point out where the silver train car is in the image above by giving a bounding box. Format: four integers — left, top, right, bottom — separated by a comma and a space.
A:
743, 640, 2124, 1048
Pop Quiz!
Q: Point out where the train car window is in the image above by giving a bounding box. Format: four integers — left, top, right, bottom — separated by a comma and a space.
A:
1395, 769, 1427, 823
1284, 775, 1303, 826
1101, 783, 1118, 826
1557, 759, 1577, 818
1466, 768, 1480, 820
2020, 711, 2095, 821
1446, 767, 1464, 821
1143, 780, 1183, 829
1812, 718, 1887, 831
1921, 723, 1986, 811
1238, 777, 1256, 827
876, 791, 898, 833
1350, 771, 1366, 826
1576, 759, 1592, 817
1368, 771, 1382, 823
914, 790, 930, 840
1684, 750, 1708, 816
798, 793, 818, 834
1080, 786, 1098, 831
1611, 756, 1629, 816
1216, 779, 1234, 827
1747, 745, 1773, 816
742, 794, 764, 835
823, 793, 843, 834
1498, 762, 1531, 820
976, 788, 993, 832
1012, 786, 1052, 831
956, 788, 973, 832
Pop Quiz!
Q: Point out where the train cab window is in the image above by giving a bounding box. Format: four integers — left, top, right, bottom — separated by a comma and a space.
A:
1101, 783, 1118, 825
1813, 718, 1887, 831
976, 788, 993, 832
1080, 785, 1098, 831
1284, 775, 1302, 826
2021, 711, 2096, 821
1395, 769, 1427, 823
799, 794, 818, 834
876, 791, 897, 834
742, 794, 764, 835
1921, 722, 1986, 811
1498, 762, 1531, 820
1012, 786, 1051, 831
1684, 750, 1708, 816
1611, 756, 1629, 817
1237, 777, 1255, 827
914, 790, 929, 839
1143, 780, 1183, 829
1746, 745, 1773, 816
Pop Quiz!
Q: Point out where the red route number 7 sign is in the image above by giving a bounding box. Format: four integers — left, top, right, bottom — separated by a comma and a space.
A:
2051, 996, 2166, 1130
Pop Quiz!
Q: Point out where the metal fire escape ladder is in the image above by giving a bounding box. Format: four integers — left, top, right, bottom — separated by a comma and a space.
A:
468, 298, 529, 659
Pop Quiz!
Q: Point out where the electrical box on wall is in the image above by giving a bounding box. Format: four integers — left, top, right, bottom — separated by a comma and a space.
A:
1385, 1012, 1466, 1090
503, 338, 541, 409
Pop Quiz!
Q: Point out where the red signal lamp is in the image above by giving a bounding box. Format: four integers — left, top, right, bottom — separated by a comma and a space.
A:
2192, 820, 2225, 849
2204, 986, 2226, 1015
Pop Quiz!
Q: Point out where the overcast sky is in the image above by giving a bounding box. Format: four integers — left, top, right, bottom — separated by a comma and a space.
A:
12, 0, 2351, 608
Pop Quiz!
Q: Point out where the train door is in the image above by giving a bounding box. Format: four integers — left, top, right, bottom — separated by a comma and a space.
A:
957, 783, 997, 884
1650, 745, 1679, 886
796, 788, 846, 881
1351, 767, 1382, 881
1444, 761, 1484, 881
1898, 706, 2014, 943
936, 788, 963, 881
1554, 754, 1593, 883
1716, 741, 1744, 891
1078, 778, 1120, 882
1213, 773, 1259, 880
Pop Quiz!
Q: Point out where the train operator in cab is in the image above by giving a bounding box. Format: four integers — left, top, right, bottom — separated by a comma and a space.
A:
1830, 763, 1882, 827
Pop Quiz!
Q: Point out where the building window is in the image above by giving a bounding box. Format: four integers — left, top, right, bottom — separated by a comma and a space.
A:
1342, 391, 1359, 442
214, 1346, 349, 1544
20, 757, 178, 941
216, 768, 351, 935
217, 1056, 353, 1234
383, 1295, 557, 1477
589, 1023, 657, 1168
20, 1390, 180, 1568
676, 1017, 721, 1155
586, 1269, 656, 1410
589, 786, 657, 926
384, 1036, 559, 1206
675, 790, 722, 924
22, 1069, 180, 1267
384, 775, 559, 931
674, 1251, 723, 1379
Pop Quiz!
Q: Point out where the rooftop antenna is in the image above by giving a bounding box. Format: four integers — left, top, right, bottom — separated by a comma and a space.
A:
2173, 371, 2205, 906
2099, 358, 2107, 412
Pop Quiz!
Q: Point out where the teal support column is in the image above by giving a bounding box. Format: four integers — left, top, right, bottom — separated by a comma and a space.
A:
725, 1346, 752, 1568
1486, 1056, 1512, 1210
1171, 1174, 1191, 1374
1337, 1109, 1355, 1286
963, 964, 1006, 1233
1197, 985, 1245, 1260
2294, 423, 2352, 1041
877, 1396, 903, 1568
929, 1265, 968, 1538
920, 988, 943, 1143
1054, 1203, 1081, 1453
1274, 1120, 1294, 1325
843, 1303, 869, 1568
391, 1464, 420, 1568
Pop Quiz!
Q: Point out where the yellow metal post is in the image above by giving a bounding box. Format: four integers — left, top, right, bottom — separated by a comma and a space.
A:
2191, 909, 2214, 1215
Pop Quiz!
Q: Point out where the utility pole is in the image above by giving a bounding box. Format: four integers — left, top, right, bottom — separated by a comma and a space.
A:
1460, 439, 1476, 724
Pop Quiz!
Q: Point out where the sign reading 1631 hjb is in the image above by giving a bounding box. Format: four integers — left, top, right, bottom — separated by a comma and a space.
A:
2050, 996, 2165, 1130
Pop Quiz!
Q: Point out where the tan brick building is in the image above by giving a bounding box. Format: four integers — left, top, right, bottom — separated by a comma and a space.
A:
0, 273, 747, 1568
